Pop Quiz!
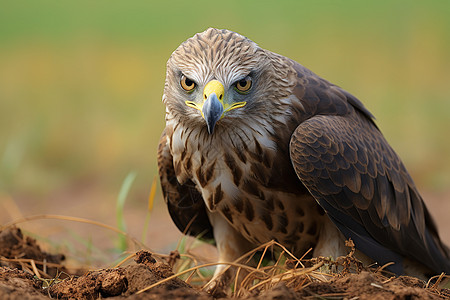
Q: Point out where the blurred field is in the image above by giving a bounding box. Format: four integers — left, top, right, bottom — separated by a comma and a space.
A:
0, 0, 449, 258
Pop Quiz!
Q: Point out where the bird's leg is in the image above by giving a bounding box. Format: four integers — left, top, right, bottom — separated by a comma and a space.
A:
313, 217, 347, 260
313, 217, 373, 272
203, 211, 253, 296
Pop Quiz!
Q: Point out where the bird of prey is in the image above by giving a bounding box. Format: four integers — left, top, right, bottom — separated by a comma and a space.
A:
157, 28, 450, 289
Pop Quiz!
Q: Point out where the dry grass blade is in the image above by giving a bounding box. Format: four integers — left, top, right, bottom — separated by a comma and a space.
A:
178, 253, 199, 271
235, 240, 303, 267
234, 240, 276, 294
136, 261, 267, 295
245, 261, 325, 293
0, 257, 64, 269
426, 272, 450, 289
168, 238, 310, 295
113, 252, 137, 268
29, 259, 41, 279
374, 261, 395, 274
233, 243, 347, 297
0, 257, 66, 279
269, 261, 325, 285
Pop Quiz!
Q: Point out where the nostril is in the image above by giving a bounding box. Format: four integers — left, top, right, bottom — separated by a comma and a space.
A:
204, 94, 207, 100
219, 94, 223, 100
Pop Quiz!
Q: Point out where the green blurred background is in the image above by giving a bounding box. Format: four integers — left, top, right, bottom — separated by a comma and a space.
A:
0, 0, 449, 254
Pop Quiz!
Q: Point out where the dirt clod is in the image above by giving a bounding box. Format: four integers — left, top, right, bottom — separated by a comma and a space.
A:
48, 268, 128, 299
134, 250, 156, 266
0, 226, 65, 277
0, 267, 48, 300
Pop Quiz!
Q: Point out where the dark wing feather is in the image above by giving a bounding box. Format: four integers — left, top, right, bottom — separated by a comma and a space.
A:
289, 112, 450, 275
287, 63, 450, 274
157, 129, 214, 240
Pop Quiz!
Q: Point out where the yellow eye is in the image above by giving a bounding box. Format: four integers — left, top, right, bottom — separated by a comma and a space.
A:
234, 76, 252, 93
180, 75, 196, 92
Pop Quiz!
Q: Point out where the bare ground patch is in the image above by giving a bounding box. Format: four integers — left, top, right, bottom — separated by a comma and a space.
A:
0, 226, 449, 299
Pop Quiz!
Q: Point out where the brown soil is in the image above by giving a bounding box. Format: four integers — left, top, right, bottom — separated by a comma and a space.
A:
0, 226, 65, 278
0, 226, 449, 300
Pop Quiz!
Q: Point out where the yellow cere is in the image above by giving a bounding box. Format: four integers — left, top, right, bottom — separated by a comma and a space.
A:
203, 80, 225, 100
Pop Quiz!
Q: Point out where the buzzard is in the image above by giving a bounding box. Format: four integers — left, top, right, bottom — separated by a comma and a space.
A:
157, 28, 450, 290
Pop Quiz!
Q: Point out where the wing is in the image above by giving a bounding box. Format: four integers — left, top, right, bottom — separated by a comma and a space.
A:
157, 128, 214, 241
288, 64, 450, 275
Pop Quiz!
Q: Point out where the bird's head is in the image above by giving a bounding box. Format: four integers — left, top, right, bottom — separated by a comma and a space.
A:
163, 28, 295, 135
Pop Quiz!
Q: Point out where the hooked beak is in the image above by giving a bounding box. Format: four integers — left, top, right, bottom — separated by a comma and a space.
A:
202, 92, 223, 134
185, 80, 246, 134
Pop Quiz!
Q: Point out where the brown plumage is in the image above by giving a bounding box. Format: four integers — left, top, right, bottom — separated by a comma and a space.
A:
158, 28, 450, 288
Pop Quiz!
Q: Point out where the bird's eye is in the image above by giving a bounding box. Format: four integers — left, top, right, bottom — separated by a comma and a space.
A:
180, 75, 196, 92
234, 76, 252, 94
